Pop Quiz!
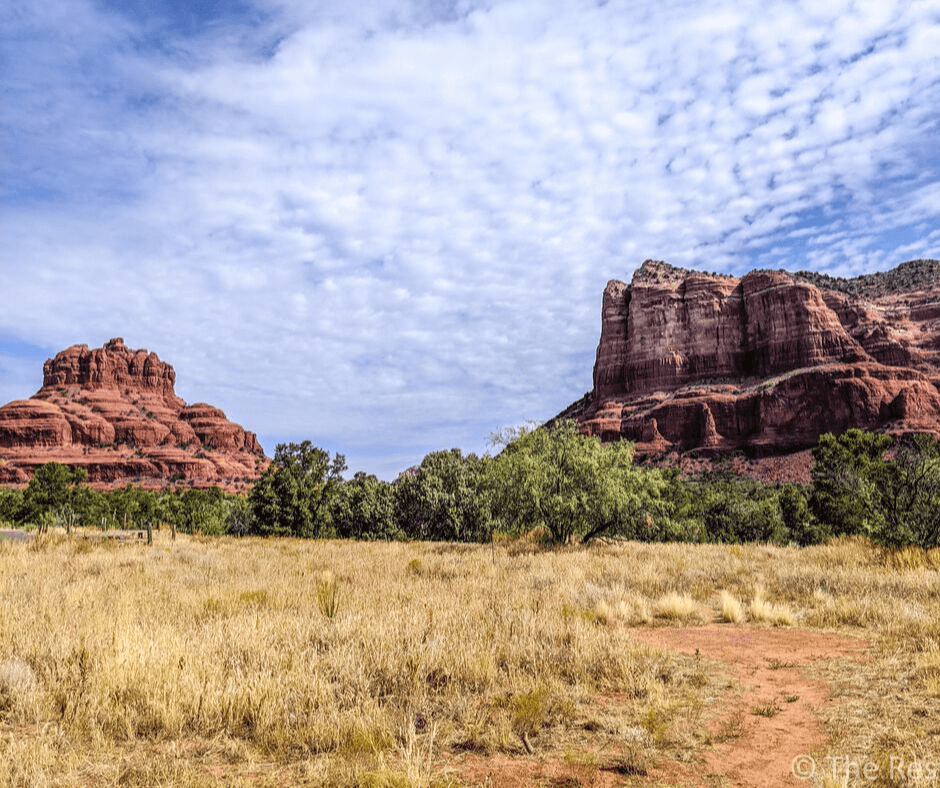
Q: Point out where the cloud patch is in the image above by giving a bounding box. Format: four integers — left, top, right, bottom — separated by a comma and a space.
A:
2, 0, 940, 478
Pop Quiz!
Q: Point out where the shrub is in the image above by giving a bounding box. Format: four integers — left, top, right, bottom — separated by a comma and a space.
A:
394, 449, 492, 542
316, 571, 340, 619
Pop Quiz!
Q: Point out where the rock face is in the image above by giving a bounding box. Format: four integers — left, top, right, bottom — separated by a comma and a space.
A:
575, 259, 940, 468
0, 339, 266, 491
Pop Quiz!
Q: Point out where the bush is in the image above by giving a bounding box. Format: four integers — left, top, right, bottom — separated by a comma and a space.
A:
810, 430, 940, 549
331, 472, 401, 540
394, 449, 492, 542
686, 477, 787, 544
489, 420, 670, 544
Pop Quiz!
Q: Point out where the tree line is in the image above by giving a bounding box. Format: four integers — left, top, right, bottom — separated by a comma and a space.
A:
3, 423, 940, 549
0, 463, 249, 537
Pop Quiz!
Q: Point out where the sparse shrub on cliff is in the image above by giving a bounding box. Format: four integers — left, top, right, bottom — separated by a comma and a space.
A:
794, 258, 940, 298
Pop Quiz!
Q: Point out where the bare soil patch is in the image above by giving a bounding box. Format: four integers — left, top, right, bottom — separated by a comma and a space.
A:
452, 624, 867, 788
627, 624, 867, 788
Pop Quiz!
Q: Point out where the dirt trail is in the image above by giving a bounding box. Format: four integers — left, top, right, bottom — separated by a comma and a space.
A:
454, 623, 866, 788
627, 624, 867, 788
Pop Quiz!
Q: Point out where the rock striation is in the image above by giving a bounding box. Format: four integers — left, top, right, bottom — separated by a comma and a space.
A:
574, 259, 940, 469
0, 338, 266, 491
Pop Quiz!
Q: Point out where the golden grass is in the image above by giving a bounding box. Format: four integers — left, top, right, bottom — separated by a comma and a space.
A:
0, 532, 717, 787
718, 590, 745, 624
653, 591, 700, 621
0, 532, 938, 786
748, 585, 795, 626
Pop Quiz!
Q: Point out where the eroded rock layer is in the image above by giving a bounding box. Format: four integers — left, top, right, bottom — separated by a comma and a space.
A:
0, 339, 266, 491
577, 259, 940, 468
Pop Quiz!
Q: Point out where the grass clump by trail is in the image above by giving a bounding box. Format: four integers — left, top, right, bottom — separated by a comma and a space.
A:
748, 586, 794, 626
718, 590, 745, 624
653, 591, 699, 621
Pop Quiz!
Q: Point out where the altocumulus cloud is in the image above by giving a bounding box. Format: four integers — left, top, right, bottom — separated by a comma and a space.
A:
1, 0, 939, 477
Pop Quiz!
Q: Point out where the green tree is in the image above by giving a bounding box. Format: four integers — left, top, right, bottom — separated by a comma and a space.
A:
331, 472, 401, 540
873, 433, 940, 549
248, 441, 347, 537
394, 449, 492, 542
0, 488, 24, 525
691, 484, 787, 544
225, 494, 254, 537
22, 462, 88, 524
167, 487, 230, 535
778, 483, 825, 546
71, 485, 108, 529
810, 429, 892, 538
108, 485, 164, 530
489, 419, 665, 544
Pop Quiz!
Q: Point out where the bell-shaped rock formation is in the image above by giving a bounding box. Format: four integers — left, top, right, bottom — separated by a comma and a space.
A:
0, 339, 266, 491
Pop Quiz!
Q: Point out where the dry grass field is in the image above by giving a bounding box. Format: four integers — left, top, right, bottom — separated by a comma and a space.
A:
0, 531, 938, 787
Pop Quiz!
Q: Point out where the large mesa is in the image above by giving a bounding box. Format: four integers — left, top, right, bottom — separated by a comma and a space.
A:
0, 338, 266, 491
571, 259, 940, 462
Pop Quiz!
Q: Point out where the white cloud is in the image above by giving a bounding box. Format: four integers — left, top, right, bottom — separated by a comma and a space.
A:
2, 0, 940, 477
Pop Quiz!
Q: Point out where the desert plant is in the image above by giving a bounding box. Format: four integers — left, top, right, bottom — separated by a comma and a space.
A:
316, 570, 340, 619
748, 587, 794, 626
718, 590, 745, 623
654, 591, 699, 621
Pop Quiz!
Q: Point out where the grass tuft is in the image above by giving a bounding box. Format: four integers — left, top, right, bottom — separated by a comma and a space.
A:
718, 590, 745, 624
748, 586, 794, 626
653, 591, 699, 621
316, 570, 340, 619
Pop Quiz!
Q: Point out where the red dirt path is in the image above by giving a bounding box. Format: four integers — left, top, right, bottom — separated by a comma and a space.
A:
454, 623, 867, 788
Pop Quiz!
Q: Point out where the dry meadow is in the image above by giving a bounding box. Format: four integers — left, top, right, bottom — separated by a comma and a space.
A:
0, 531, 938, 787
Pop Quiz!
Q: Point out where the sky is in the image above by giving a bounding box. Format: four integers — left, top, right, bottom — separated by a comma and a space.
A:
2, 0, 940, 479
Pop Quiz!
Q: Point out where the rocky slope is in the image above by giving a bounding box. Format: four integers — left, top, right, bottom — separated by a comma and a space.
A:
0, 339, 266, 491
572, 259, 940, 473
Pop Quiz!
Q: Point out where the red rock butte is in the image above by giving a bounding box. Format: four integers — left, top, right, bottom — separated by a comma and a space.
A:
563, 259, 940, 480
0, 338, 267, 491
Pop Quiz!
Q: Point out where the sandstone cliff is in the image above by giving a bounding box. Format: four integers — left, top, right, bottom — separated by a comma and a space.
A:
0, 339, 266, 491
576, 259, 940, 469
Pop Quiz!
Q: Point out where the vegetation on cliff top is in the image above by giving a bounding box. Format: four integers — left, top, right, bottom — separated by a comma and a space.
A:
793, 258, 940, 297
629, 257, 940, 297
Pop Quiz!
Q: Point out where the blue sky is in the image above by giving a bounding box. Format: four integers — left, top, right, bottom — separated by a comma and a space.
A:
2, 0, 939, 479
